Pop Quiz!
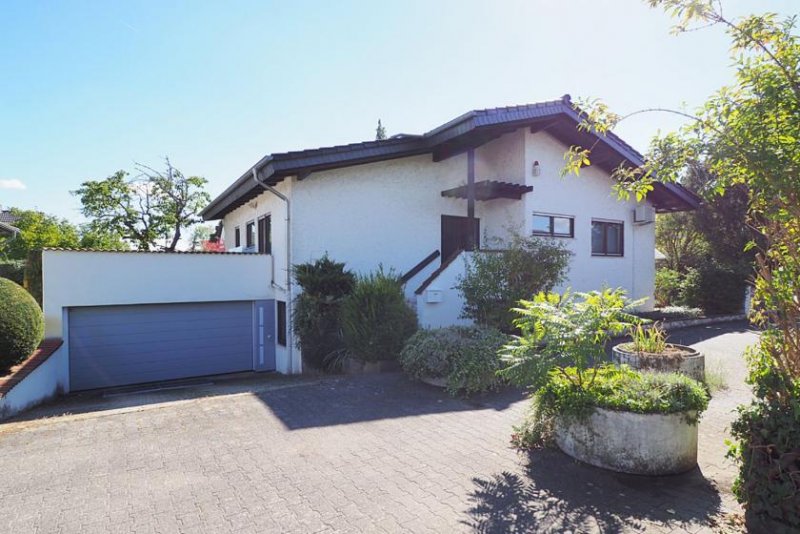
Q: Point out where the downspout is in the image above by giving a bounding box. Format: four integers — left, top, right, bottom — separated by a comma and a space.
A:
252, 168, 299, 374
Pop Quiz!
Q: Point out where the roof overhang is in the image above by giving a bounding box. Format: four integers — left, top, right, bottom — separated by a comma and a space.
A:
201, 95, 700, 220
441, 180, 533, 201
0, 221, 19, 236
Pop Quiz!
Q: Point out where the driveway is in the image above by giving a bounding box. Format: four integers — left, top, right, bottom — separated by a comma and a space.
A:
0, 322, 756, 533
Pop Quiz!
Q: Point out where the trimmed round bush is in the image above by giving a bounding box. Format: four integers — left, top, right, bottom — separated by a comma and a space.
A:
400, 325, 508, 395
0, 278, 44, 370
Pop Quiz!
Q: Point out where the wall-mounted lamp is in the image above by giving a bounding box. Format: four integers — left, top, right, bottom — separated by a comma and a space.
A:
532, 160, 541, 177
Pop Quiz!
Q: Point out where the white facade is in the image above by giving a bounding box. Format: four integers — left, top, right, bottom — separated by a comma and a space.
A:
222, 128, 657, 330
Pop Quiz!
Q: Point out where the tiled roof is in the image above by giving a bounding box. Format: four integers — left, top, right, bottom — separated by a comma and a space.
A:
0, 210, 17, 224
202, 95, 698, 219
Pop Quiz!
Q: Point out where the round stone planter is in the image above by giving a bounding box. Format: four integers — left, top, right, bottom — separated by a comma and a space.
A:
555, 407, 698, 475
612, 343, 705, 382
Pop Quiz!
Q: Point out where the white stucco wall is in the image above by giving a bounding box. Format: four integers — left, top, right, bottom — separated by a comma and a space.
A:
416, 251, 474, 329
0, 344, 67, 420
523, 130, 656, 308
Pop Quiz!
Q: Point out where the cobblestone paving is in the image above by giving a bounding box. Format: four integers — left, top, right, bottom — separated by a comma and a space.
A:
0, 322, 757, 533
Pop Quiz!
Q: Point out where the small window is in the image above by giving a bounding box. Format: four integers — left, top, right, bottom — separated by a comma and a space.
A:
245, 221, 255, 249
258, 215, 271, 254
532, 213, 574, 238
277, 301, 287, 346
592, 220, 624, 256
234, 227, 241, 248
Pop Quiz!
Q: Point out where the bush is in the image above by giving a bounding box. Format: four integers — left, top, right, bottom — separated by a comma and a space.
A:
0, 259, 25, 285
292, 256, 356, 371
341, 270, 417, 362
654, 267, 683, 307
680, 261, 745, 314
456, 233, 570, 332
400, 326, 508, 395
0, 278, 44, 370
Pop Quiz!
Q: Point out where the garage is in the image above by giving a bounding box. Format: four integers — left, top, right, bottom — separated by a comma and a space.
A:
68, 300, 275, 391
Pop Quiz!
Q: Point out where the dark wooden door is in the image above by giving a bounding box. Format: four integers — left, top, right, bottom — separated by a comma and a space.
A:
257, 215, 271, 254
441, 215, 480, 259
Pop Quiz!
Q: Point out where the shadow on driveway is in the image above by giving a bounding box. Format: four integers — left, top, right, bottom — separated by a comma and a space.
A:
464, 449, 724, 533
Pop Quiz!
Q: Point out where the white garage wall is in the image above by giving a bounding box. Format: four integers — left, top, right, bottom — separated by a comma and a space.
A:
42, 250, 274, 338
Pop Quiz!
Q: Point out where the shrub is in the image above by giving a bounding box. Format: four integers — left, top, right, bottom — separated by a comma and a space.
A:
0, 259, 25, 285
292, 256, 356, 371
0, 278, 44, 370
400, 326, 508, 395
456, 233, 570, 332
24, 250, 43, 306
654, 267, 683, 307
341, 269, 417, 362
680, 261, 745, 314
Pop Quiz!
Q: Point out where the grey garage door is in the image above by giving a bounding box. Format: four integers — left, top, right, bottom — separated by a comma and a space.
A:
69, 301, 273, 391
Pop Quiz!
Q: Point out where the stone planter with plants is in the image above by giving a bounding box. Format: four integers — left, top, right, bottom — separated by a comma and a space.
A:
400, 325, 508, 396
612, 324, 705, 382
500, 289, 709, 475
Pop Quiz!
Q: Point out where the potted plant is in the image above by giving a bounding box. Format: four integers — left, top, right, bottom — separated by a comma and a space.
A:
612, 323, 705, 382
500, 289, 709, 475
400, 325, 508, 395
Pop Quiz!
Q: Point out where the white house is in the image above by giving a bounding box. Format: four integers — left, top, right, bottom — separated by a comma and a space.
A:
0, 96, 701, 418
201, 95, 700, 373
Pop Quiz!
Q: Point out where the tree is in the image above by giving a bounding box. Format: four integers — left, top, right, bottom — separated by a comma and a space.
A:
563, 2, 799, 527
655, 212, 706, 272
0, 208, 79, 259
375, 119, 387, 140
189, 225, 212, 251
74, 158, 210, 251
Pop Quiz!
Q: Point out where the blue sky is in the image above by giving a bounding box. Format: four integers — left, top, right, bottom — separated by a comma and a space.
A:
1, 0, 795, 222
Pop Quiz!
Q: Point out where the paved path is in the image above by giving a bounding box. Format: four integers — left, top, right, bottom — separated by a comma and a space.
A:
0, 322, 757, 533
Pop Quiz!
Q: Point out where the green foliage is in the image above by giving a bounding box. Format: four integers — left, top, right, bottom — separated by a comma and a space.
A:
341, 269, 417, 362
73, 158, 210, 251
499, 288, 644, 391
0, 259, 25, 285
679, 261, 745, 314
456, 233, 570, 332
291, 256, 356, 371
515, 365, 709, 449
654, 268, 683, 307
728, 387, 800, 530
0, 208, 79, 259
400, 326, 509, 396
0, 278, 44, 370
375, 119, 387, 140
628, 323, 668, 354
24, 250, 43, 306
656, 212, 707, 272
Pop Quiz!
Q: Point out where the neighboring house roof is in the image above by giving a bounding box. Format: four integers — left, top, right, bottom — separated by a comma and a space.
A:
202, 95, 701, 220
0, 210, 18, 225
0, 221, 19, 237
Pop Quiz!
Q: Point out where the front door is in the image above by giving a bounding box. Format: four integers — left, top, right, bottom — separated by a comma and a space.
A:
441, 215, 480, 260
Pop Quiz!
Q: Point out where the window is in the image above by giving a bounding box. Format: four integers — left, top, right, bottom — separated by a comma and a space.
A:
258, 215, 271, 254
277, 300, 287, 346
591, 220, 624, 256
234, 227, 241, 248
532, 213, 574, 238
245, 221, 255, 249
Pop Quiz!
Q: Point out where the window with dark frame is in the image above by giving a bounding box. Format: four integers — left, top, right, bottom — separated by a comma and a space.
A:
234, 227, 241, 248
245, 221, 255, 249
532, 213, 574, 238
257, 215, 271, 254
591, 220, 624, 256
277, 300, 287, 346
